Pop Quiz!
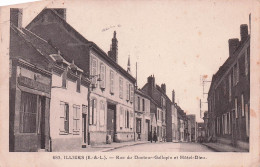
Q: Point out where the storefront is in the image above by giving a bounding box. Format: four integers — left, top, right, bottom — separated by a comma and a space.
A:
9, 58, 52, 152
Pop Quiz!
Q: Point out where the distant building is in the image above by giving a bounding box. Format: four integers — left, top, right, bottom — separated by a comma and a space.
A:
197, 122, 206, 142
141, 75, 172, 142
134, 89, 151, 141
208, 24, 250, 150
187, 114, 196, 142
171, 103, 178, 142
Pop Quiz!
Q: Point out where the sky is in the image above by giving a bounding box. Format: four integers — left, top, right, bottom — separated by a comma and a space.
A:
5, 0, 253, 122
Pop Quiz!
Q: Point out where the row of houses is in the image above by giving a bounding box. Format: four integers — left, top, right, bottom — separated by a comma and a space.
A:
205, 24, 250, 150
9, 8, 197, 152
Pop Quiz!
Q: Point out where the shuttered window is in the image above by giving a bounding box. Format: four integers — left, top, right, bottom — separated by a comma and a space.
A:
110, 70, 114, 94
119, 77, 123, 99
100, 101, 105, 126
100, 64, 106, 89
73, 105, 80, 134
60, 102, 69, 133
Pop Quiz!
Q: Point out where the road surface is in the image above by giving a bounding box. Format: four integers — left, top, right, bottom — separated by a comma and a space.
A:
109, 142, 214, 152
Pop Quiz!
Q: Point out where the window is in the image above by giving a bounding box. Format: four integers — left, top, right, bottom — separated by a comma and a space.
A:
229, 112, 231, 134
217, 117, 220, 134
90, 99, 97, 125
161, 97, 166, 108
119, 77, 123, 99
62, 71, 67, 88
235, 98, 238, 118
136, 119, 141, 133
229, 74, 232, 102
120, 107, 124, 128
142, 99, 145, 111
73, 105, 80, 134
130, 84, 134, 103
157, 110, 160, 121
100, 101, 105, 126
245, 48, 249, 76
76, 78, 80, 93
130, 112, 133, 129
60, 102, 69, 133
241, 94, 245, 117
92, 58, 97, 84
126, 82, 130, 101
125, 110, 129, 128
138, 97, 140, 111
100, 64, 106, 89
20, 92, 37, 133
110, 70, 114, 94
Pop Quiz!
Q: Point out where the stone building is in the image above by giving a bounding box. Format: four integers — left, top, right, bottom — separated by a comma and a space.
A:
208, 24, 250, 150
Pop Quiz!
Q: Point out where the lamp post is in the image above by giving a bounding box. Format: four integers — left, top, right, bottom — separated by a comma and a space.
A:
87, 74, 102, 146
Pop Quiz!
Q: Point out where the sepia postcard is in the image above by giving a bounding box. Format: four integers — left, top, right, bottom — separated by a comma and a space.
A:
0, 0, 259, 166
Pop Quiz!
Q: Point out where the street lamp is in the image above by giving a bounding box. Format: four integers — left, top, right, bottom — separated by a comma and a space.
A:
87, 74, 102, 146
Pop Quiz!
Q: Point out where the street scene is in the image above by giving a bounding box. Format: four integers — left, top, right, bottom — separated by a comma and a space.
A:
8, 2, 250, 153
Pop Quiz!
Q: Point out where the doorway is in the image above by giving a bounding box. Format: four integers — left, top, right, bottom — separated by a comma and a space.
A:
82, 105, 88, 146
145, 120, 150, 141
107, 103, 116, 142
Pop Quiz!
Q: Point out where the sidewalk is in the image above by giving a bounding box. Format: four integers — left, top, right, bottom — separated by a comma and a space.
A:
201, 142, 249, 152
65, 140, 149, 152
92, 140, 150, 152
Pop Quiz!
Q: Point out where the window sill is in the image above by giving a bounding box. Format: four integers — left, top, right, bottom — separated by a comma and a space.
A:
59, 132, 69, 135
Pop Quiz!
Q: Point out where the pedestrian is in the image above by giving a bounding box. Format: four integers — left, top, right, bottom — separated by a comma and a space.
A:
153, 131, 157, 143
149, 131, 153, 143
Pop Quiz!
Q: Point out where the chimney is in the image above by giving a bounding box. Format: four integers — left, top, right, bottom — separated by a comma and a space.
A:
172, 90, 175, 103
240, 24, 248, 42
147, 75, 155, 97
161, 83, 166, 94
10, 8, 23, 28
108, 31, 118, 63
228, 38, 239, 57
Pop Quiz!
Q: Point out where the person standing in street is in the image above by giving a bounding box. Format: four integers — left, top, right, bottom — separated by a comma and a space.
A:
153, 131, 157, 143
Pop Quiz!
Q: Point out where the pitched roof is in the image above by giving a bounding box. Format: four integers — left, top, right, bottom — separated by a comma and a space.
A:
208, 36, 250, 95
26, 8, 136, 83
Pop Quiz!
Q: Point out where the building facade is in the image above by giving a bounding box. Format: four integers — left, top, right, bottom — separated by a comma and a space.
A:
9, 9, 52, 151
187, 114, 196, 142
208, 24, 250, 150
141, 75, 170, 142
134, 89, 151, 141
